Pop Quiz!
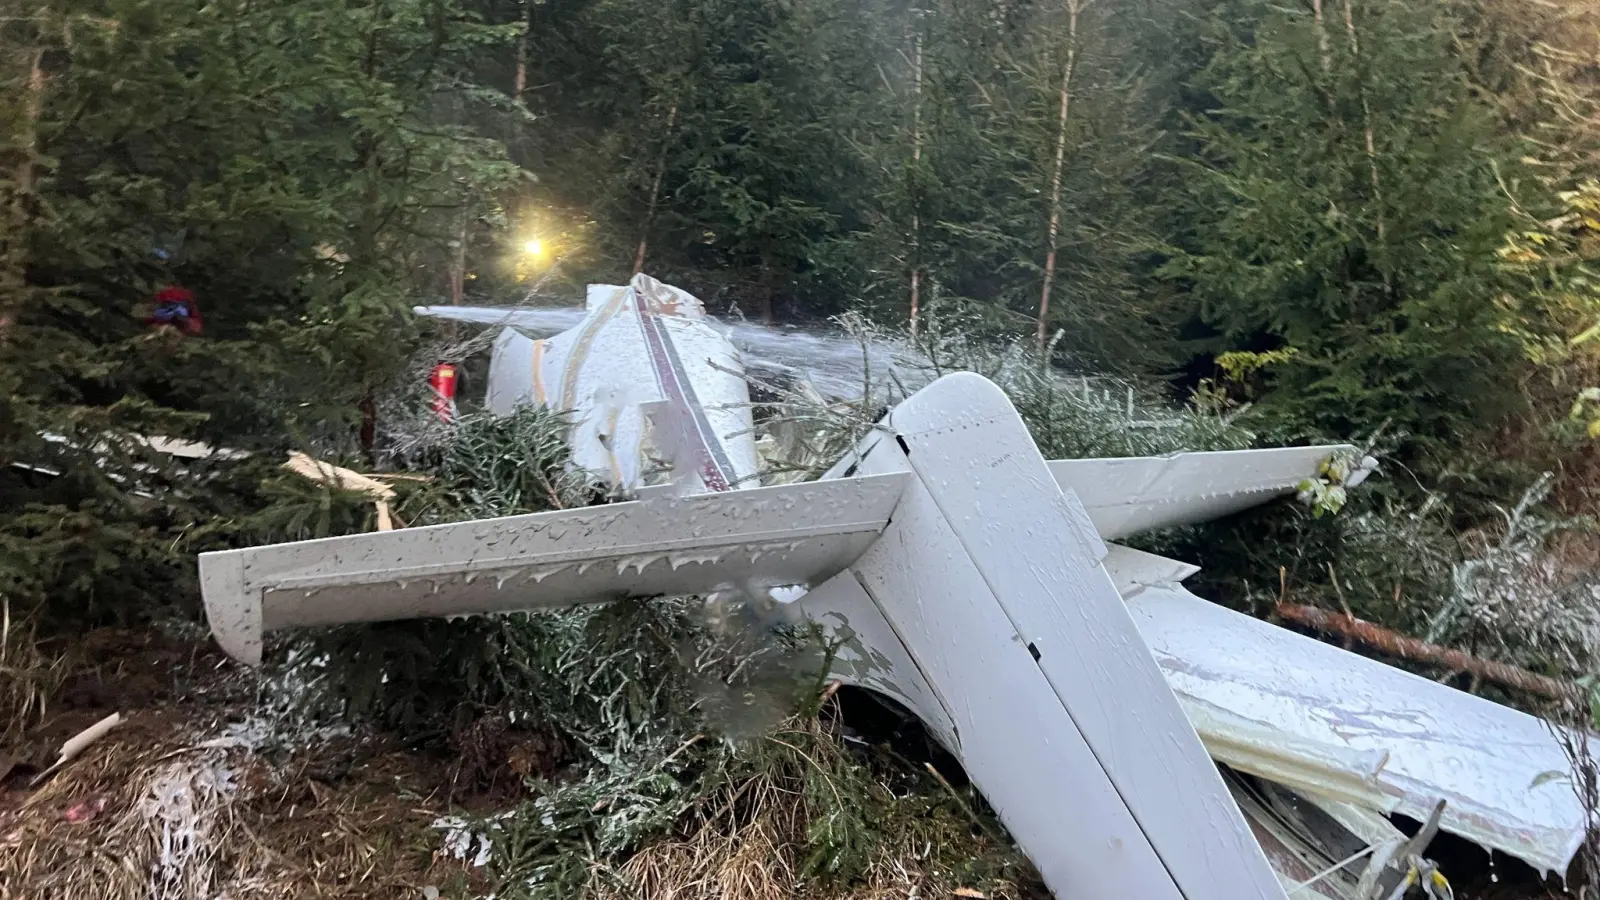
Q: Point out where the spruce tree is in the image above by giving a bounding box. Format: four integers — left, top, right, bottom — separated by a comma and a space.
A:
1164, 0, 1525, 460
0, 0, 524, 630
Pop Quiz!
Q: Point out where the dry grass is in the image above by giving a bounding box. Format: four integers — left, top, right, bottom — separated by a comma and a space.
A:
0, 720, 463, 900
594, 801, 1013, 900
580, 717, 1042, 900
0, 598, 75, 746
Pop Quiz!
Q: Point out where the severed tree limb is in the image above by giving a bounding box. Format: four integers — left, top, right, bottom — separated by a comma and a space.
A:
32, 712, 121, 785
1274, 601, 1572, 700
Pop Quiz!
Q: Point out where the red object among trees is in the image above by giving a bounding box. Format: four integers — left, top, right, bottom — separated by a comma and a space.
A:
429, 363, 459, 423
147, 285, 203, 335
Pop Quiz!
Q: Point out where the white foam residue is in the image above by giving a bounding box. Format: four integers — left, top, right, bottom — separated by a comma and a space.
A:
142, 754, 239, 899
432, 811, 514, 869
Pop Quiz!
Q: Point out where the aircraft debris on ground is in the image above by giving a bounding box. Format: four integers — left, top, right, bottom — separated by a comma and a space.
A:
198, 274, 1590, 899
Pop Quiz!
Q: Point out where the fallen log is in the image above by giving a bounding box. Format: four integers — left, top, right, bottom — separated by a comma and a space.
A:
1273, 602, 1572, 701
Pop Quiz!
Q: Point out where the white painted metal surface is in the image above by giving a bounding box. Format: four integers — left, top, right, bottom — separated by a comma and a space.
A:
1126, 578, 1587, 875
197, 473, 906, 665
421, 273, 759, 494
843, 371, 1286, 899
1050, 446, 1345, 540
790, 570, 957, 750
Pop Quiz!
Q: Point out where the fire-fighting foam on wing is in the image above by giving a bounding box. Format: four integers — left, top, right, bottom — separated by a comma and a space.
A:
198, 273, 1593, 900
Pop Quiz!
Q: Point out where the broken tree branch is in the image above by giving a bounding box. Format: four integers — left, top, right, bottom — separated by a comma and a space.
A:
1274, 602, 1572, 700
32, 712, 121, 785
284, 451, 399, 530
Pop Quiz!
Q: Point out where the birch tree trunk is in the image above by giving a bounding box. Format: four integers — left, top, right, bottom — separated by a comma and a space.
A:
18, 46, 44, 196
513, 1, 528, 104
1311, 0, 1330, 72
449, 216, 466, 305
1037, 0, 1086, 352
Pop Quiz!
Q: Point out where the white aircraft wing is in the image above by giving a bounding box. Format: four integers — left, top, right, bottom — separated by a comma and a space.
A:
198, 473, 908, 666
411, 304, 585, 331
1125, 578, 1588, 876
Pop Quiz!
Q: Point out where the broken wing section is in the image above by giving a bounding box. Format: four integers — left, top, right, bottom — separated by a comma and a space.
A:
1124, 578, 1588, 876
421, 274, 758, 495
198, 473, 908, 666
1049, 446, 1350, 541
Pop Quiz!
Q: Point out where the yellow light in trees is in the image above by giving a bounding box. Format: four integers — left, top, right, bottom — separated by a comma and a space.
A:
523, 238, 544, 256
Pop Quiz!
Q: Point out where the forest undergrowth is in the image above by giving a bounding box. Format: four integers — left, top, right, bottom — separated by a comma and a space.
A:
4, 318, 1596, 900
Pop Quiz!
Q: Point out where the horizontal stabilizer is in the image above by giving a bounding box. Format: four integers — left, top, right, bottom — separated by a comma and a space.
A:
1049, 445, 1349, 540
199, 473, 907, 665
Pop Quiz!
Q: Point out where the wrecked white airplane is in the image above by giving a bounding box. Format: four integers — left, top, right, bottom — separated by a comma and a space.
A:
200, 273, 1588, 900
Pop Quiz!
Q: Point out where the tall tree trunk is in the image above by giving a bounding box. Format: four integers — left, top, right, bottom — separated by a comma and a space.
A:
513, 6, 528, 103
756, 261, 776, 325
1342, 0, 1386, 248
1311, 0, 1330, 72
359, 392, 378, 463
908, 12, 924, 337
1038, 0, 1085, 353
18, 46, 44, 196
449, 216, 466, 305
2, 45, 46, 337
634, 102, 678, 276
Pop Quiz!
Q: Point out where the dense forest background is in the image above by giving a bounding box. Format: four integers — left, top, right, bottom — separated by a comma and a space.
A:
2, 0, 1600, 674
5, 2, 1600, 896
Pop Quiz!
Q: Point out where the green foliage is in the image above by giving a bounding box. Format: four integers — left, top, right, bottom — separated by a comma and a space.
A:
513, 0, 876, 320
268, 406, 586, 739
433, 406, 591, 517
297, 600, 714, 751
907, 307, 1256, 459
1164, 0, 1528, 465
479, 707, 1038, 900
0, 0, 527, 632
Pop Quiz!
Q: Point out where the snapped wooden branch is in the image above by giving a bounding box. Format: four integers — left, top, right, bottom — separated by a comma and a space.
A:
1274, 601, 1572, 701
283, 451, 399, 530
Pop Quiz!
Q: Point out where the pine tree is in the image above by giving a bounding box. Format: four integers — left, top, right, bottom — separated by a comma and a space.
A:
513, 0, 881, 322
